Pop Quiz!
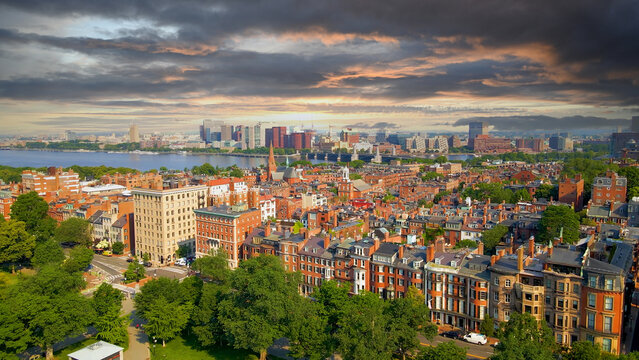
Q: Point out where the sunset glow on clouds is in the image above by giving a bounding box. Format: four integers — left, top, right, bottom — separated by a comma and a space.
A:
0, 0, 638, 135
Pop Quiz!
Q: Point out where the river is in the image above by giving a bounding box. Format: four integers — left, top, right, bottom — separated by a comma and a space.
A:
0, 150, 473, 171
0, 150, 275, 171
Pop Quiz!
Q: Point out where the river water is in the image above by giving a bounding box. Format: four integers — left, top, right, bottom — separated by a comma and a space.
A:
0, 150, 272, 171
0, 150, 473, 171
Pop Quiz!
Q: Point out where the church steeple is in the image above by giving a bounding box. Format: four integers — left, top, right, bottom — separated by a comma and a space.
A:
267, 141, 276, 180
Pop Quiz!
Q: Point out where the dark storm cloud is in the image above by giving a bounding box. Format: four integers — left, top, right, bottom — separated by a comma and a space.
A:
454, 115, 630, 131
0, 0, 637, 113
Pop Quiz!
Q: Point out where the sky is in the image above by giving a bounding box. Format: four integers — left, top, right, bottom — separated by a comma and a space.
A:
0, 0, 638, 136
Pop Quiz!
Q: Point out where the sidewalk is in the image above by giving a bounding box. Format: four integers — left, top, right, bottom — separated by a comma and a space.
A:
122, 297, 150, 360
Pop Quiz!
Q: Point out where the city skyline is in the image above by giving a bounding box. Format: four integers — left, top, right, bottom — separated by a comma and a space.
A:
0, 1, 638, 135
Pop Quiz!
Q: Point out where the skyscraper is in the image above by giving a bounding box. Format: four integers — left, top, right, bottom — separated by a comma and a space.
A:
468, 122, 487, 148
129, 124, 139, 143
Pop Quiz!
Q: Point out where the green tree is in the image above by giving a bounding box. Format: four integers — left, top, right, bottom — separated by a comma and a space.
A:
422, 226, 444, 244
383, 191, 396, 203
191, 282, 230, 348
10, 191, 56, 243
454, 239, 479, 249
479, 314, 495, 337
145, 297, 191, 347
420, 341, 466, 360
62, 246, 94, 273
134, 277, 190, 319
619, 167, 639, 200
335, 291, 393, 360
492, 312, 555, 360
0, 220, 36, 265
433, 190, 451, 204
351, 160, 365, 169
176, 244, 190, 258
287, 299, 332, 360
123, 261, 145, 283
0, 299, 32, 359
349, 173, 363, 180
421, 172, 443, 182
435, 155, 448, 164
512, 189, 532, 203
230, 168, 244, 178
54, 217, 92, 247
192, 248, 230, 283
534, 184, 558, 200
31, 239, 65, 268
313, 280, 351, 336
92, 283, 127, 347
386, 295, 437, 360
538, 205, 580, 244
482, 225, 508, 251
111, 241, 125, 255
292, 221, 304, 234
565, 341, 601, 360
218, 255, 300, 360
12, 266, 94, 360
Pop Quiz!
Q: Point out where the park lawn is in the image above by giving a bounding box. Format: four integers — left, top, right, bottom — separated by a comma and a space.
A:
54, 337, 98, 360
151, 335, 259, 360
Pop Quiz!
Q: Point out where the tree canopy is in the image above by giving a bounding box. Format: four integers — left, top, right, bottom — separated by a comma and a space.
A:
482, 224, 509, 251
54, 217, 92, 247
538, 205, 580, 244
10, 192, 56, 243
492, 312, 555, 360
0, 220, 36, 265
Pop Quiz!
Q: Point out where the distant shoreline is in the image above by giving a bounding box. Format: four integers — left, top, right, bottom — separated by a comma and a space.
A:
2, 147, 300, 159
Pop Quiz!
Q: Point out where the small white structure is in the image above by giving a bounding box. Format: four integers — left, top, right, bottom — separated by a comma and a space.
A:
68, 341, 124, 360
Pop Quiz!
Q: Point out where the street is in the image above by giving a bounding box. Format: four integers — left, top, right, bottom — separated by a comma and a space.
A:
419, 334, 494, 360
90, 254, 190, 284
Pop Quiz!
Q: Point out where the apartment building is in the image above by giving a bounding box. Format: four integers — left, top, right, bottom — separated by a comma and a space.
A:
21, 167, 80, 196
592, 171, 627, 205
133, 185, 207, 265
194, 203, 261, 268
558, 175, 585, 211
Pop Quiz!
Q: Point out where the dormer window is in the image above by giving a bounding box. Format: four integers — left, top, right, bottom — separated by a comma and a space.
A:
434, 258, 441, 265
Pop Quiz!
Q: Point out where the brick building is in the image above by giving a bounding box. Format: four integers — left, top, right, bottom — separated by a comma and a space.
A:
559, 175, 585, 210
592, 171, 627, 205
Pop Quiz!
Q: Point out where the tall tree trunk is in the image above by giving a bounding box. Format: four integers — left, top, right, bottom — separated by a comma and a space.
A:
260, 348, 267, 360
46, 346, 54, 360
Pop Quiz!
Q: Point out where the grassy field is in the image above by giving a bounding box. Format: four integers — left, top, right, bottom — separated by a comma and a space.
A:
151, 335, 260, 360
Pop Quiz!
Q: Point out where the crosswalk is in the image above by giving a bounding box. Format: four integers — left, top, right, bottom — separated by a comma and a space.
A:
106, 274, 123, 283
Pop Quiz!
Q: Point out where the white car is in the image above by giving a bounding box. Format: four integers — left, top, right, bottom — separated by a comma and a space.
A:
175, 258, 187, 266
463, 333, 487, 345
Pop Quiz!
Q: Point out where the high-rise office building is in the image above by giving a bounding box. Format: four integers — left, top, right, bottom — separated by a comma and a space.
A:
468, 122, 487, 148
129, 125, 139, 143
221, 124, 233, 141
265, 126, 287, 148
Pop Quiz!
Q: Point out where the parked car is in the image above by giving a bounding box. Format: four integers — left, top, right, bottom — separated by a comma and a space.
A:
463, 333, 487, 345
102, 250, 112, 257
440, 330, 464, 339
126, 257, 135, 263
175, 258, 187, 266
143, 261, 152, 267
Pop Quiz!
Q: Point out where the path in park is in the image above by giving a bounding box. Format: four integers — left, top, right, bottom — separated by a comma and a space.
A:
122, 296, 150, 360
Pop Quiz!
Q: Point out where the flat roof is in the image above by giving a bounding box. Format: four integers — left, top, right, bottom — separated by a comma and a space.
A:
68, 341, 123, 360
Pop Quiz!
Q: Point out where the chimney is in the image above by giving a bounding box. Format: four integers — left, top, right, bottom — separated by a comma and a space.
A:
435, 236, 445, 253
482, 215, 487, 225
517, 246, 524, 272
333, 214, 338, 228
398, 245, 404, 259
264, 221, 272, 237
477, 241, 484, 255
549, 246, 554, 256
303, 228, 310, 240
463, 213, 468, 225
426, 245, 435, 262
490, 255, 497, 266
373, 238, 380, 252
276, 222, 282, 233
499, 249, 506, 258
323, 235, 330, 249
528, 236, 535, 257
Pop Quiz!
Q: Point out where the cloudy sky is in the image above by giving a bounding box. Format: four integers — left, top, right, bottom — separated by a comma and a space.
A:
0, 0, 638, 135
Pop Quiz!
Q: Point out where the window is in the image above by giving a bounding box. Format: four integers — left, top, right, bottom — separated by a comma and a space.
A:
572, 300, 579, 310
494, 292, 499, 302
504, 310, 510, 321
604, 316, 612, 333
505, 279, 511, 287
588, 293, 596, 307
525, 293, 533, 301
573, 284, 580, 294
494, 278, 499, 286
586, 334, 595, 344
545, 296, 551, 304
557, 299, 564, 310
605, 279, 614, 291
604, 297, 613, 311
587, 313, 595, 329
505, 293, 511, 303
589, 276, 597, 288
557, 282, 565, 292
602, 339, 612, 353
